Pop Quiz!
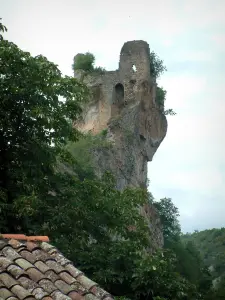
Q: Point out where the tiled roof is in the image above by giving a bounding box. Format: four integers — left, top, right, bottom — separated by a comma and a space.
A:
0, 235, 114, 300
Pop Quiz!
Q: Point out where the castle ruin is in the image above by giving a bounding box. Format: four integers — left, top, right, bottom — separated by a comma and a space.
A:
74, 40, 168, 248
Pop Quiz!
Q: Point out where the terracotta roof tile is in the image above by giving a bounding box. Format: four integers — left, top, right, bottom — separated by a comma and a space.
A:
67, 291, 83, 300
45, 270, 60, 282
0, 287, 14, 299
0, 236, 113, 300
19, 250, 36, 264
7, 264, 27, 279
7, 297, 20, 300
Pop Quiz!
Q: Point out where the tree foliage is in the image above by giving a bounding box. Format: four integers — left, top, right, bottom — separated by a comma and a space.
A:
0, 21, 89, 231
73, 52, 95, 71
156, 86, 167, 107
153, 198, 181, 240
149, 51, 167, 79
72, 52, 106, 74
149, 53, 176, 116
182, 228, 225, 298
154, 198, 213, 299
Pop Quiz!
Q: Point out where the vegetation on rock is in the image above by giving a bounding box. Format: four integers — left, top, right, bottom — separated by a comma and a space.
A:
72, 52, 106, 74
151, 53, 176, 116
149, 51, 167, 79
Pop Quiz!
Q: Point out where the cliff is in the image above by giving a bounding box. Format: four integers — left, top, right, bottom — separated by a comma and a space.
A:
74, 40, 168, 248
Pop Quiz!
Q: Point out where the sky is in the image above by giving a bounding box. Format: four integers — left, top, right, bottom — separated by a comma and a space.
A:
1, 0, 225, 233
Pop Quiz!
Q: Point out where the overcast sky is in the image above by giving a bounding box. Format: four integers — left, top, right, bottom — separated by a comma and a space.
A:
1, 0, 225, 233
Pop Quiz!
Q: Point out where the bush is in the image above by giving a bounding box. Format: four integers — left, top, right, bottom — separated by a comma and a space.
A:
156, 86, 167, 107
73, 52, 95, 72
150, 51, 167, 79
72, 53, 106, 74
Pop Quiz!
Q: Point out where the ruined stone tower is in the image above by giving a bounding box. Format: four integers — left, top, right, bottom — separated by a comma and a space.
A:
74, 40, 168, 248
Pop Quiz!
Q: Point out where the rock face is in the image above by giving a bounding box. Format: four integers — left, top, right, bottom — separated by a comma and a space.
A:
74, 40, 167, 248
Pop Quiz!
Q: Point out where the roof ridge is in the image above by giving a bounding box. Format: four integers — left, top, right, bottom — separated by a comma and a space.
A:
0, 234, 49, 242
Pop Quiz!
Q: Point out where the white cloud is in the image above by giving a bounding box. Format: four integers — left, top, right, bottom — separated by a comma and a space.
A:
211, 33, 225, 51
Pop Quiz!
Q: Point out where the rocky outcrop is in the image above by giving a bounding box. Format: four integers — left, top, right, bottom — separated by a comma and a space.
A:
74, 40, 167, 248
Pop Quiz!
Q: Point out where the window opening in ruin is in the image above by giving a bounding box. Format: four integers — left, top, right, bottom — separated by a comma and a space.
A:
132, 65, 137, 72
113, 83, 124, 105
130, 79, 136, 85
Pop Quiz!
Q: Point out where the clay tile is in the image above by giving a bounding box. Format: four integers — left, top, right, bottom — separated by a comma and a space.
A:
84, 293, 99, 300
38, 279, 57, 294
90, 286, 109, 299
18, 276, 39, 292
54, 279, 74, 294
31, 249, 49, 261
50, 290, 71, 300
26, 236, 49, 243
0, 272, 18, 288
45, 260, 64, 274
0, 240, 7, 250
0, 256, 13, 269
1, 235, 49, 243
76, 275, 96, 290
31, 287, 48, 299
71, 282, 87, 294
2, 246, 21, 261
68, 291, 83, 300
45, 270, 60, 282
0, 279, 4, 288
7, 297, 20, 300
42, 297, 53, 300
65, 264, 83, 278
51, 253, 71, 267
34, 261, 50, 273
26, 268, 45, 282
26, 242, 40, 252
40, 243, 55, 253
1, 234, 26, 240
8, 239, 25, 249
11, 284, 33, 299
19, 250, 36, 264
0, 287, 14, 299
59, 272, 76, 285
14, 258, 34, 271
7, 264, 27, 279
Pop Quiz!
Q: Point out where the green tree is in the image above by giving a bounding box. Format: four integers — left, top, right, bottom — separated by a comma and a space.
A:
149, 51, 167, 79
153, 198, 181, 240
0, 22, 89, 232
72, 52, 95, 72
156, 86, 167, 107
182, 228, 225, 298
154, 198, 212, 298
149, 52, 176, 116
72, 52, 106, 74
0, 18, 7, 40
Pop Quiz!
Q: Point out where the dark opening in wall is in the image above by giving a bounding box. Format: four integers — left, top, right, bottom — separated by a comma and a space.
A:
111, 83, 125, 117
113, 83, 124, 105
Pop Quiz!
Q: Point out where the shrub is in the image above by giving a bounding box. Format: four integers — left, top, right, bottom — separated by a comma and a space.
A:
150, 51, 167, 79
72, 53, 106, 74
156, 86, 167, 107
73, 52, 95, 72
